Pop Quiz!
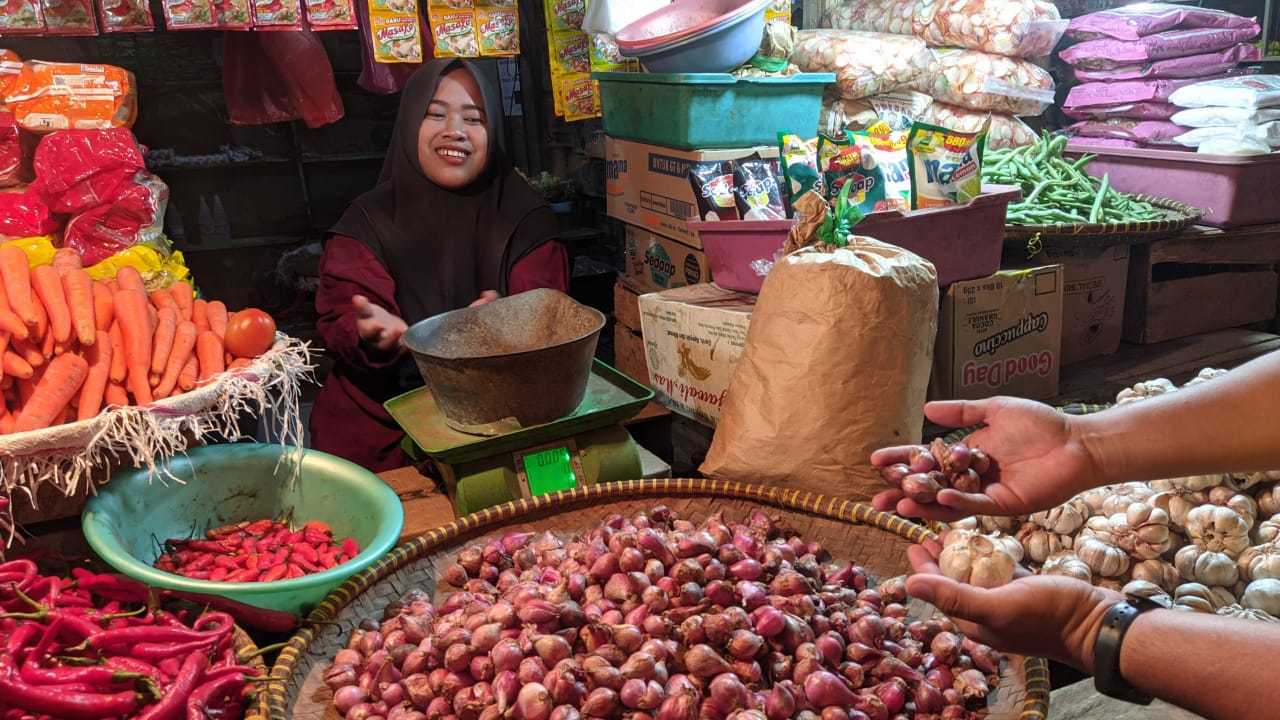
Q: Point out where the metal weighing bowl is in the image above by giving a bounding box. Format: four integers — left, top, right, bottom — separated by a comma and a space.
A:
401, 288, 607, 435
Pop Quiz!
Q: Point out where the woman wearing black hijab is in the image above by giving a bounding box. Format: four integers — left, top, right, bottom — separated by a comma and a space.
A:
310, 58, 569, 472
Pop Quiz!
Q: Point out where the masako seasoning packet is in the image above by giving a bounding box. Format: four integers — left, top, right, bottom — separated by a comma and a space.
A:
906, 120, 988, 209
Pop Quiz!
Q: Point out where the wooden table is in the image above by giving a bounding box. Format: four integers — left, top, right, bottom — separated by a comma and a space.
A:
377, 465, 458, 544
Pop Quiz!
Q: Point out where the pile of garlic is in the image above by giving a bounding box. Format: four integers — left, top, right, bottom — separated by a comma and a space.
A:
952, 367, 1280, 621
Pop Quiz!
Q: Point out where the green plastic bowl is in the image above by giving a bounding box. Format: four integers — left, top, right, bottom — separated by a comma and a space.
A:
82, 444, 405, 617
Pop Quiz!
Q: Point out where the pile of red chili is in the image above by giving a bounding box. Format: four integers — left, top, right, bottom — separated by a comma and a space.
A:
0, 558, 264, 719
155, 518, 360, 582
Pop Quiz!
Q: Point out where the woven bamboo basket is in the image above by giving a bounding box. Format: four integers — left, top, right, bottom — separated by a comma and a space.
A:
258, 479, 1052, 720
1003, 195, 1202, 251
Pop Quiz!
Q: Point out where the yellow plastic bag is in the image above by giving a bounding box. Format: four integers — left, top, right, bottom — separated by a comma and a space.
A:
86, 245, 191, 289
1, 234, 58, 267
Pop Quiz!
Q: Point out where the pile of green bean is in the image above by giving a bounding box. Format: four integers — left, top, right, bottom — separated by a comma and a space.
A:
983, 134, 1166, 225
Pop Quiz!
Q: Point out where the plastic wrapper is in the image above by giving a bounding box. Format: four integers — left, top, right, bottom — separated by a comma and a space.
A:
477, 7, 519, 56
819, 91, 879, 134
1063, 76, 1226, 109
922, 47, 1055, 116
0, 112, 22, 188
1169, 75, 1280, 110
918, 101, 1037, 149
353, 0, 422, 92
97, 0, 154, 31
1, 234, 56, 266
430, 9, 479, 57
851, 123, 912, 210
0, 50, 21, 101
85, 244, 190, 286
213, 0, 253, 28
31, 128, 144, 215
302, 0, 356, 29
557, 74, 599, 122
1059, 25, 1260, 70
1071, 43, 1260, 82
1066, 3, 1260, 42
1172, 105, 1280, 127
1061, 101, 1178, 120
552, 31, 591, 75
5, 61, 137, 133
823, 0, 1066, 58
40, 0, 98, 34
161, 0, 216, 28
252, 0, 302, 27
0, 0, 45, 34
63, 170, 167, 267
223, 29, 345, 128
906, 120, 987, 208
547, 0, 585, 32
792, 29, 932, 101
0, 185, 58, 238
370, 0, 424, 62
1067, 118, 1185, 144
1174, 122, 1280, 148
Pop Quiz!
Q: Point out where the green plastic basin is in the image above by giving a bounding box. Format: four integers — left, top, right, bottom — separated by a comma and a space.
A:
82, 444, 405, 617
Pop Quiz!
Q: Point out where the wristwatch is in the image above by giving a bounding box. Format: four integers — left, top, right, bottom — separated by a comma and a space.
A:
1093, 592, 1162, 705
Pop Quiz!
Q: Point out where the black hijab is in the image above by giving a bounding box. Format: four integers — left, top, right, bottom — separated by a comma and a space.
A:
329, 58, 559, 324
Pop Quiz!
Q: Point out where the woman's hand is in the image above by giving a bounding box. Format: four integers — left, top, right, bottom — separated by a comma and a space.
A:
905, 537, 1119, 673
352, 294, 408, 352
871, 397, 1103, 521
469, 290, 500, 307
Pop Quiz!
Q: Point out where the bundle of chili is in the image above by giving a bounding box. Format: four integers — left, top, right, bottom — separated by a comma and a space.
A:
154, 517, 359, 582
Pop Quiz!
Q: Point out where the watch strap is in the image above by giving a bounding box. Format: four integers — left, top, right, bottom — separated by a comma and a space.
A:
1093, 596, 1158, 705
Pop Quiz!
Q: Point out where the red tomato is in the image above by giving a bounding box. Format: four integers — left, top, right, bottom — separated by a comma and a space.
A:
224, 308, 277, 359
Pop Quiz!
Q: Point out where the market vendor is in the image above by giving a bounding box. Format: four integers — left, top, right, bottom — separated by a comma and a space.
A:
872, 350, 1280, 719
310, 58, 569, 472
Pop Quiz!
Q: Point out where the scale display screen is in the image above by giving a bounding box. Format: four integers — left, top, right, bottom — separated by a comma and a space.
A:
517, 444, 579, 496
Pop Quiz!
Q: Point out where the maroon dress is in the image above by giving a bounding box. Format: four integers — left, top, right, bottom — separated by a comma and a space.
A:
310, 235, 569, 472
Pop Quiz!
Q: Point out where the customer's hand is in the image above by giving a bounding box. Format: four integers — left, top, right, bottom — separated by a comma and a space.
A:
352, 294, 408, 352
871, 397, 1102, 521
469, 290, 500, 307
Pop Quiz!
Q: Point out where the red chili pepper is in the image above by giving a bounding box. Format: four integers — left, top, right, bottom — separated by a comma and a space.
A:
319, 551, 340, 569
223, 568, 257, 583
204, 521, 250, 539
135, 650, 208, 720
156, 656, 184, 682
5, 622, 41, 658
292, 543, 320, 563
21, 662, 151, 689
79, 612, 232, 652
302, 528, 330, 545
259, 565, 288, 583
301, 520, 331, 534
271, 548, 290, 567
285, 563, 306, 579
103, 656, 162, 682
211, 556, 241, 571
340, 537, 360, 558
183, 672, 255, 720
185, 555, 215, 572
243, 519, 275, 536
243, 554, 260, 571
68, 569, 152, 605
185, 540, 237, 555
160, 590, 299, 634
0, 676, 140, 719
291, 556, 322, 574
209, 568, 229, 582
131, 638, 220, 662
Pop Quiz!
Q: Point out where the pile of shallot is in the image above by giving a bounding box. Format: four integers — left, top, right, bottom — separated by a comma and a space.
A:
324, 507, 1004, 720
878, 439, 992, 504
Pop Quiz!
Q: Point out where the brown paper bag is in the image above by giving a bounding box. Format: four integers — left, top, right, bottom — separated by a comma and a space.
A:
699, 238, 938, 500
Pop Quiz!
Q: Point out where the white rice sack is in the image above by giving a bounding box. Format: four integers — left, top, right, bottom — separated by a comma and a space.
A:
792, 29, 933, 101
1173, 121, 1280, 148
1171, 106, 1280, 127
922, 48, 1055, 116
1168, 74, 1280, 110
822, 0, 1066, 58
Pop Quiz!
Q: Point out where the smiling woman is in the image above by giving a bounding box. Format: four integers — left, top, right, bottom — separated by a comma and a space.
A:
309, 58, 570, 472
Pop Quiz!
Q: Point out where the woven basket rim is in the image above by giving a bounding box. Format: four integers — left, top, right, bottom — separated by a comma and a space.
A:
260, 477, 1051, 720
1003, 195, 1203, 248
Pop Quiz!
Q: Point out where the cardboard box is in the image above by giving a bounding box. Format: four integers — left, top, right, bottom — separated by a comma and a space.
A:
613, 323, 648, 387
932, 266, 1064, 401
1040, 245, 1130, 365
606, 136, 780, 247
624, 225, 712, 293
613, 276, 646, 333
638, 283, 757, 426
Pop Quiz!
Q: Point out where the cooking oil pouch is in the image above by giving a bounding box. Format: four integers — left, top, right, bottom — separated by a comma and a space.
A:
733, 156, 786, 220
820, 132, 885, 214
906, 119, 988, 209
688, 160, 739, 221
777, 131, 821, 204
850, 124, 910, 211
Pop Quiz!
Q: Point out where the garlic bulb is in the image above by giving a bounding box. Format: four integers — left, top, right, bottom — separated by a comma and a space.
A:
1041, 550, 1091, 585
938, 530, 1022, 588
977, 514, 1023, 535
1015, 522, 1072, 565
1258, 483, 1280, 518
1115, 377, 1176, 405
1173, 582, 1236, 613
1031, 497, 1088, 536
1076, 486, 1112, 517
1101, 483, 1156, 517
1175, 545, 1240, 587
1184, 505, 1251, 558
1129, 558, 1181, 593
1256, 517, 1280, 545
1108, 503, 1172, 560
1074, 535, 1130, 578
1121, 580, 1172, 608
1182, 367, 1227, 386
949, 516, 979, 531
1238, 544, 1280, 583
1096, 578, 1125, 593
1148, 487, 1207, 532
1207, 486, 1258, 528
1240, 472, 1280, 497
1161, 474, 1234, 492
1216, 603, 1280, 623
1240, 578, 1280, 617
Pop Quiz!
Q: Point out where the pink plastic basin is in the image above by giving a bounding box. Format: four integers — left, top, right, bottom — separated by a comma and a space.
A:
691, 184, 1022, 294
616, 0, 767, 51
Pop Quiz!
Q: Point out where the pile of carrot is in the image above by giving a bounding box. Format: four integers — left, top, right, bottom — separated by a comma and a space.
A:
154, 519, 360, 583
0, 245, 266, 434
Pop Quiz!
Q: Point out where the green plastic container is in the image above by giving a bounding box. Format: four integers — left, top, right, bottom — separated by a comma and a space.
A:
593, 71, 835, 150
82, 444, 405, 617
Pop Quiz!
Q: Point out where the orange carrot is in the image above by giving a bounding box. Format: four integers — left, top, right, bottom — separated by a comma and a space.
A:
10, 337, 42, 369
115, 266, 145, 293
149, 288, 177, 315
104, 380, 129, 408
227, 357, 253, 371
0, 275, 28, 341
76, 339, 112, 421
178, 354, 199, 392
195, 330, 225, 382
2, 350, 32, 380
0, 245, 36, 330
31, 264, 71, 345
92, 280, 114, 332
51, 248, 82, 276
113, 288, 153, 404
149, 306, 177, 376
32, 294, 47, 349
13, 352, 88, 432
192, 298, 210, 334
169, 281, 194, 322
60, 268, 96, 347
107, 323, 126, 384
205, 300, 229, 339
155, 320, 197, 399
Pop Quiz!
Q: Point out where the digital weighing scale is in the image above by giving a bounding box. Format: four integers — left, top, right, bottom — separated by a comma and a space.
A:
385, 359, 657, 516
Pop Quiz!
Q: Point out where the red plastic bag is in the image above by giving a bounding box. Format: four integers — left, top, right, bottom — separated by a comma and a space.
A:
0, 112, 23, 188
0, 185, 60, 238
30, 128, 145, 215
62, 170, 167, 266
222, 28, 345, 128
353, 0, 427, 94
